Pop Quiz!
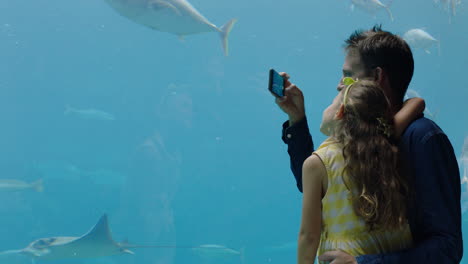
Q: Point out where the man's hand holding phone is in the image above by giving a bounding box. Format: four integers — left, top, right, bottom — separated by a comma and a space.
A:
269, 69, 306, 126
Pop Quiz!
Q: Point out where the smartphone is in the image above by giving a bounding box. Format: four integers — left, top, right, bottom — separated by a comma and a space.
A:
268, 69, 285, 98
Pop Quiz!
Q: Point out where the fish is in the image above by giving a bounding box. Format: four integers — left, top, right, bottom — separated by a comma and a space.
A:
30, 160, 126, 187
0, 214, 177, 261
461, 136, 468, 185
403, 28, 440, 55
405, 89, 439, 120
0, 179, 43, 192
104, 0, 237, 56
192, 244, 245, 262
350, 0, 394, 21
64, 105, 116, 121
264, 241, 297, 252
434, 0, 462, 23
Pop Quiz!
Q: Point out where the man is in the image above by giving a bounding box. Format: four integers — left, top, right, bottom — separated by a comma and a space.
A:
277, 25, 463, 264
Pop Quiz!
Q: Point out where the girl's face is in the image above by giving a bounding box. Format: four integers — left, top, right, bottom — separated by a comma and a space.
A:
320, 90, 344, 136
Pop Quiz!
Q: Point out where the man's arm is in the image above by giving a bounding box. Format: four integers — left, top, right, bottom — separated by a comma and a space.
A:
282, 118, 314, 192
275, 72, 313, 192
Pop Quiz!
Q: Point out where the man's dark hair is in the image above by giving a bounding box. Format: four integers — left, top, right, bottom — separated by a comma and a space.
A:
344, 25, 414, 104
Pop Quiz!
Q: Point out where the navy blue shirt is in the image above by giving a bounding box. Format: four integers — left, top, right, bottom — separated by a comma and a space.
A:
282, 117, 463, 263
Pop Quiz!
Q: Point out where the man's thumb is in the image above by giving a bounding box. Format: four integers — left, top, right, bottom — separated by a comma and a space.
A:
318, 250, 338, 261
276, 95, 287, 104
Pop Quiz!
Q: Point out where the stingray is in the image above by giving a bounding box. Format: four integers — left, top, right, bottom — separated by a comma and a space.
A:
0, 214, 180, 263
104, 0, 237, 56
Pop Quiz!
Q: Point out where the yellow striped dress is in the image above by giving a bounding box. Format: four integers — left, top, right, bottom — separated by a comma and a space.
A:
313, 137, 412, 261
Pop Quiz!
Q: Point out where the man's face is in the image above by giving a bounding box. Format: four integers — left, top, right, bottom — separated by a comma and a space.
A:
320, 50, 370, 136
337, 51, 369, 92
339, 50, 398, 111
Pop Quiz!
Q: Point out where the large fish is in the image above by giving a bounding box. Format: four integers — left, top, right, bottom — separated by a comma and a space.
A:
350, 0, 394, 21
0, 214, 180, 261
403, 28, 440, 55
104, 0, 237, 56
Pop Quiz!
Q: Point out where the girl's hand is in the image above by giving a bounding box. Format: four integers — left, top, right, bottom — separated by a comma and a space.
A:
394, 97, 425, 139
403, 97, 425, 113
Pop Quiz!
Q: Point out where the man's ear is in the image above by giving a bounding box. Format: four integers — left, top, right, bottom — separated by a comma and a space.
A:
335, 104, 345, 119
374, 67, 384, 84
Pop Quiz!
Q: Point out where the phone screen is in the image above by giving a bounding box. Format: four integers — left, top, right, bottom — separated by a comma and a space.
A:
269, 69, 284, 97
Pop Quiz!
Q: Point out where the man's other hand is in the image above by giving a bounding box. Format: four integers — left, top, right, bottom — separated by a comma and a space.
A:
318, 250, 358, 264
275, 72, 306, 126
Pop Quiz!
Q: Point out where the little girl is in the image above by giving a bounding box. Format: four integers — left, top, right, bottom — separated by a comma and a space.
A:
297, 78, 425, 264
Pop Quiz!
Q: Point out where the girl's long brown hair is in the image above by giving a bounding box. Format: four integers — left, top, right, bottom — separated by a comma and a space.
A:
335, 80, 408, 230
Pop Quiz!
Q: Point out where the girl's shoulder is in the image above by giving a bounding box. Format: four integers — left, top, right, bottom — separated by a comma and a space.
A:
317, 137, 341, 149
316, 137, 343, 157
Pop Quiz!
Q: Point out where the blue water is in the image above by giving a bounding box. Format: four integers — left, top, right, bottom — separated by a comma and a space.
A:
0, 0, 467, 263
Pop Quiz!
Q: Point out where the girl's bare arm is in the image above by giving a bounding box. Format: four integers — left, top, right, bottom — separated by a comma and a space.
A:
394, 97, 425, 139
298, 154, 325, 264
